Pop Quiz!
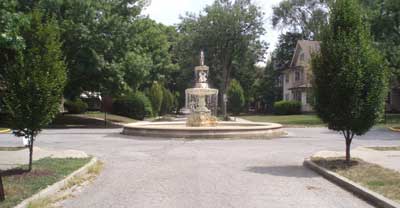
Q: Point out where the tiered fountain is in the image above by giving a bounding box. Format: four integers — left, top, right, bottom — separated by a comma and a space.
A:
185, 51, 218, 127
123, 51, 283, 138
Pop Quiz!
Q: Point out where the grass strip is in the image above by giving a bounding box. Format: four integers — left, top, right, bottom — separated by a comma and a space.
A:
312, 157, 400, 203
0, 157, 91, 208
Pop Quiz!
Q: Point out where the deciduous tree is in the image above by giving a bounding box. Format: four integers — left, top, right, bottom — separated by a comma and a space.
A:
3, 10, 66, 171
312, 0, 388, 163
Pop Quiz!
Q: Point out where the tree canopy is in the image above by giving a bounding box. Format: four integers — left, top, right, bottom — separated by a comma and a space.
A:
176, 0, 267, 115
3, 9, 66, 170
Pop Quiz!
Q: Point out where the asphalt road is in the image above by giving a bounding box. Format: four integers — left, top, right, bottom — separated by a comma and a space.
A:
1, 127, 399, 208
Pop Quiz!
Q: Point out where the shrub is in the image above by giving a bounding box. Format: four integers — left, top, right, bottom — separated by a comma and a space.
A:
160, 88, 175, 115
64, 98, 88, 114
273, 101, 301, 115
112, 92, 152, 120
227, 79, 245, 115
148, 82, 163, 116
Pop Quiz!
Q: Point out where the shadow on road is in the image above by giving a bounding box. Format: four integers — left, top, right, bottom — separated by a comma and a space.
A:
245, 165, 316, 178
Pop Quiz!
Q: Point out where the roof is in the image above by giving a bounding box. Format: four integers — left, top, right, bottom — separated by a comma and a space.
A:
290, 40, 320, 68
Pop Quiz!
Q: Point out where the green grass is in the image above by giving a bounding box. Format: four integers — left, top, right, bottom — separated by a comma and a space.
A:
368, 146, 400, 151
0, 147, 27, 151
240, 114, 323, 126
240, 113, 400, 127
83, 111, 136, 124
0, 128, 10, 133
0, 157, 91, 208
313, 157, 400, 203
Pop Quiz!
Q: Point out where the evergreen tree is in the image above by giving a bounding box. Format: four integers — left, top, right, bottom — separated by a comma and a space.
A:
227, 79, 245, 116
148, 82, 164, 116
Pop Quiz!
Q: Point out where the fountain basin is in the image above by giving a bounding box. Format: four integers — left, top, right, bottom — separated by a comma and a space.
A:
122, 121, 284, 138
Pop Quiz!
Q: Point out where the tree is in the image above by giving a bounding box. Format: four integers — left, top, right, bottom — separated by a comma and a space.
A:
178, 0, 267, 119
272, 0, 329, 40
227, 79, 245, 115
257, 59, 281, 112
160, 87, 175, 115
148, 82, 163, 116
368, 0, 400, 81
274, 32, 303, 70
3, 10, 66, 171
0, 0, 27, 78
312, 0, 388, 163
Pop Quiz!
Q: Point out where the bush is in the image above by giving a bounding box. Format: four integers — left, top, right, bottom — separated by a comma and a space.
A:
148, 82, 163, 116
227, 79, 245, 115
160, 88, 175, 115
112, 92, 152, 120
64, 99, 88, 114
273, 101, 301, 115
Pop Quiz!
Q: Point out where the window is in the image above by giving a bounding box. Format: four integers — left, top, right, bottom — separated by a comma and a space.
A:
285, 74, 289, 83
300, 53, 305, 61
277, 75, 283, 87
295, 71, 300, 81
294, 91, 302, 102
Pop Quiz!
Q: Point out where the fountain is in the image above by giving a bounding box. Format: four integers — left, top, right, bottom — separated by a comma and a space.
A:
185, 51, 218, 127
122, 51, 284, 138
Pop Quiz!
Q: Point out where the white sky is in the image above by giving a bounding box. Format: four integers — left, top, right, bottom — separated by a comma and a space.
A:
142, 0, 284, 62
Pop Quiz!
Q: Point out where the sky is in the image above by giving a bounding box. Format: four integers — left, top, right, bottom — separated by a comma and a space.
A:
142, 0, 284, 62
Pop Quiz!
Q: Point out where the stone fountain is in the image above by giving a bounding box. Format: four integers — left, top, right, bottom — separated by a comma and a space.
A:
122, 51, 284, 138
185, 51, 218, 127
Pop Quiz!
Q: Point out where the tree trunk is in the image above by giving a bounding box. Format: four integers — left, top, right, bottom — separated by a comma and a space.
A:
345, 139, 351, 164
344, 130, 354, 165
28, 135, 34, 171
0, 174, 4, 201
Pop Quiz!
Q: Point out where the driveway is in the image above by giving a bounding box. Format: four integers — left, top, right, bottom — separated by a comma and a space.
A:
1, 127, 399, 208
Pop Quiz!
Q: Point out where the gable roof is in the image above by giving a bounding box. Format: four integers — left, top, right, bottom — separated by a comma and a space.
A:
290, 40, 320, 68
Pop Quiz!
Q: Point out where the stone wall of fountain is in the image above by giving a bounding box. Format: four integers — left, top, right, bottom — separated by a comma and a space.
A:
185, 51, 219, 127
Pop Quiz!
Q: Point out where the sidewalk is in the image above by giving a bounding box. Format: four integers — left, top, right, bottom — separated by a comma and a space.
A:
0, 147, 88, 170
313, 146, 400, 172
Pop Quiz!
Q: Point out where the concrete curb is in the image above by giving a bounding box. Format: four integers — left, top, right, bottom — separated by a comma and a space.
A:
303, 159, 400, 208
14, 157, 98, 208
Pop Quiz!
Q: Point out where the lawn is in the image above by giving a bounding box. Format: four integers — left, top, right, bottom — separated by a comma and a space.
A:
0, 128, 10, 133
83, 111, 136, 124
240, 114, 323, 126
0, 157, 91, 208
240, 113, 400, 127
368, 146, 400, 151
313, 157, 400, 203
50, 112, 135, 128
0, 147, 27, 151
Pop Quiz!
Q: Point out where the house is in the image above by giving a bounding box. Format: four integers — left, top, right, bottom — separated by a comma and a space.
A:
283, 40, 400, 113
283, 40, 320, 112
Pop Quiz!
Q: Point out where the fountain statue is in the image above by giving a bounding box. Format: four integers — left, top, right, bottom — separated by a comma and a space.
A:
185, 51, 219, 127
